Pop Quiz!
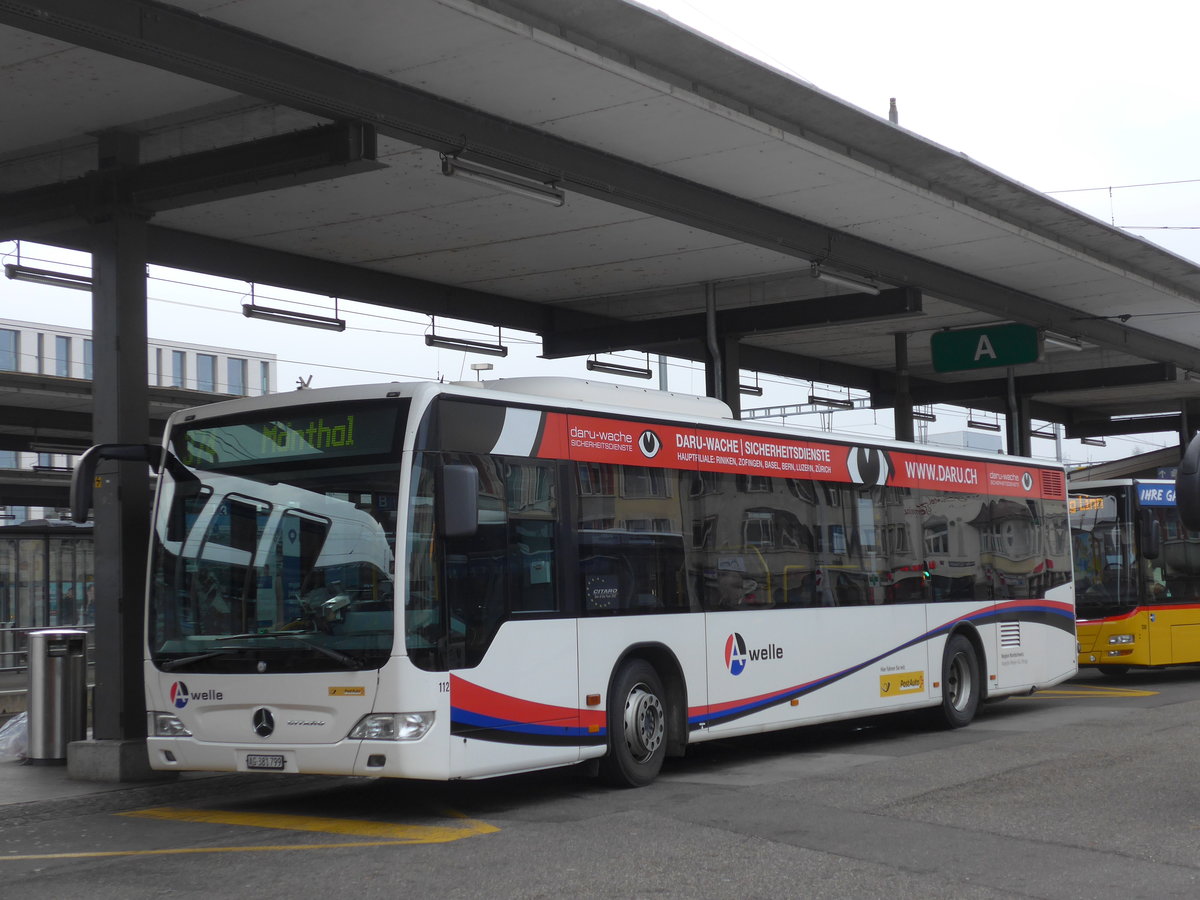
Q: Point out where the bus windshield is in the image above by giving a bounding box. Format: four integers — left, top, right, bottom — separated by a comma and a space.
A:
1070, 489, 1137, 618
147, 400, 407, 673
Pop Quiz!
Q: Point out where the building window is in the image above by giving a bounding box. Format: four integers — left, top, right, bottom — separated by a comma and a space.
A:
197, 354, 216, 392
171, 350, 186, 388
260, 361, 271, 395
55, 335, 71, 377
0, 329, 18, 371
227, 357, 246, 395
83, 339, 93, 380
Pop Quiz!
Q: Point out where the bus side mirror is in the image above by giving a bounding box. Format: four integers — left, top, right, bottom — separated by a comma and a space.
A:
1176, 433, 1200, 531
439, 463, 479, 538
70, 443, 161, 523
1139, 509, 1161, 560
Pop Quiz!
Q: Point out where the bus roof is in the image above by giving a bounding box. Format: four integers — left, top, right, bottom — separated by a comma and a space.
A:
167, 376, 1064, 471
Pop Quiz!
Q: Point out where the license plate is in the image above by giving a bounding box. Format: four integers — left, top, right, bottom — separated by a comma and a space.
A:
246, 754, 285, 770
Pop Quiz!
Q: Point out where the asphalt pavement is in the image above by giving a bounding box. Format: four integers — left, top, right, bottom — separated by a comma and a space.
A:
0, 737, 340, 826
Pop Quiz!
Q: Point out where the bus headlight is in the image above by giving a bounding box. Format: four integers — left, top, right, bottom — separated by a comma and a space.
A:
149, 711, 192, 737
1108, 634, 1134, 644
348, 712, 434, 741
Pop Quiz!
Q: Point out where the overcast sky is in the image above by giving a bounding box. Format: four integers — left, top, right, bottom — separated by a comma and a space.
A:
4, 0, 1197, 466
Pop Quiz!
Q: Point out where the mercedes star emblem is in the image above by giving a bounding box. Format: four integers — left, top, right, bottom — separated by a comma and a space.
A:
252, 707, 275, 737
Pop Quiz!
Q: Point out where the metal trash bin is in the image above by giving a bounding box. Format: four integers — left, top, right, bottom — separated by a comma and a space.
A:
27, 629, 88, 765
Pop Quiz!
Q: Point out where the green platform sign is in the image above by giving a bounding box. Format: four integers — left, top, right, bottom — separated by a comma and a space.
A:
930, 324, 1040, 373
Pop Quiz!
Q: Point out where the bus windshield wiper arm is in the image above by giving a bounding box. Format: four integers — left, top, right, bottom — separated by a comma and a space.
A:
218, 632, 362, 669
159, 650, 234, 671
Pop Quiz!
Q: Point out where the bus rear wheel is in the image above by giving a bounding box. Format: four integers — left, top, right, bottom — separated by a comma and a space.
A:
600, 659, 667, 787
933, 634, 980, 729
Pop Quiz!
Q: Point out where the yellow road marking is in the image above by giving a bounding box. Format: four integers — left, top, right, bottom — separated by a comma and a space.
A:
119, 805, 498, 843
0, 806, 498, 862
2, 840, 421, 861
1027, 684, 1158, 698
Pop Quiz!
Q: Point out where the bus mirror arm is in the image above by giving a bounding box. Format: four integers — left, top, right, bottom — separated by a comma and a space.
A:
1176, 433, 1200, 532
69, 442, 169, 523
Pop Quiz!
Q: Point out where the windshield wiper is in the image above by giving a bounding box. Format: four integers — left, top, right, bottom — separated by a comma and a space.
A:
158, 649, 241, 672
217, 631, 362, 669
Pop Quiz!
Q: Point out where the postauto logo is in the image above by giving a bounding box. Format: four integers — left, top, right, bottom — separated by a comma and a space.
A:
170, 681, 189, 709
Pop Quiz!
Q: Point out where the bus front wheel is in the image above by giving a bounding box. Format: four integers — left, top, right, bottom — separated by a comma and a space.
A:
600, 659, 667, 787
934, 634, 980, 729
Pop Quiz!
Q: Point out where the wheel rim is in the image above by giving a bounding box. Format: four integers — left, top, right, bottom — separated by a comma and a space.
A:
622, 683, 665, 762
947, 652, 973, 712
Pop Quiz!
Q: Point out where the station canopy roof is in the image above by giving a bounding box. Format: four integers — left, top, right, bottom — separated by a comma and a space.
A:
3, 0, 1200, 451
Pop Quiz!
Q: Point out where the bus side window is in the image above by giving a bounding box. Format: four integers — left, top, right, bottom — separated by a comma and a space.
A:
511, 518, 556, 613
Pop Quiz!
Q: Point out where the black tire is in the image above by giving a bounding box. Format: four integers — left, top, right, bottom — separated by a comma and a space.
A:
933, 634, 980, 729
1097, 664, 1131, 678
599, 659, 667, 788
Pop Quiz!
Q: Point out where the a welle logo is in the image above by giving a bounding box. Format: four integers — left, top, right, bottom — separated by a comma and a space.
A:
724, 633, 784, 675
169, 681, 224, 709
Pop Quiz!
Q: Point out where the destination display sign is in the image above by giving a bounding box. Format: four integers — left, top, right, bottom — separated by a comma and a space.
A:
177, 403, 402, 470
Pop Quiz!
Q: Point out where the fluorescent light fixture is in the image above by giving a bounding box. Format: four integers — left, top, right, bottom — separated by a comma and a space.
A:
1081, 436, 1107, 447
808, 393, 855, 410
967, 418, 1002, 432
740, 372, 764, 396
243, 303, 346, 332
28, 442, 86, 455
441, 155, 565, 207
586, 358, 653, 379
1030, 428, 1057, 440
809, 262, 881, 296
425, 334, 509, 357
912, 408, 937, 422
1043, 331, 1084, 351
4, 263, 93, 291
1110, 412, 1165, 422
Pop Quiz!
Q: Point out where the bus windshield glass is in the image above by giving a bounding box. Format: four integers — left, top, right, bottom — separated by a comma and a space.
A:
148, 400, 407, 673
1071, 489, 1137, 618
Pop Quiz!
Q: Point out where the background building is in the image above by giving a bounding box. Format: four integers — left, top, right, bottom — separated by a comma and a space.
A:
0, 317, 276, 633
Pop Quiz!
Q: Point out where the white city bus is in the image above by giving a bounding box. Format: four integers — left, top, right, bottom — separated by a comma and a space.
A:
73, 377, 1077, 786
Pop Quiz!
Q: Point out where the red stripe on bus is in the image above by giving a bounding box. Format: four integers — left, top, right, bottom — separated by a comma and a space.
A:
450, 675, 605, 729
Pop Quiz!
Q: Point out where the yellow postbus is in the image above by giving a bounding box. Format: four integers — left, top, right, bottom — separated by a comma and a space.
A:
1070, 479, 1200, 674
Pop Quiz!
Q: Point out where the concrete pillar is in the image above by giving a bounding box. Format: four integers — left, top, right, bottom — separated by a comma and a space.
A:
70, 132, 160, 781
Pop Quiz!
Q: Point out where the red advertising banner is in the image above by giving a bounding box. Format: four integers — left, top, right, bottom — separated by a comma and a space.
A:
534, 413, 1061, 500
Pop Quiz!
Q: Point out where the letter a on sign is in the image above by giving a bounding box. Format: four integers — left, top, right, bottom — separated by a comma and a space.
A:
930, 323, 1039, 372
974, 335, 997, 361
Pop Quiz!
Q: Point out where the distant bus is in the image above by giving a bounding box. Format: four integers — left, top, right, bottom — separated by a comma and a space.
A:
1070, 478, 1200, 673
74, 377, 1077, 787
